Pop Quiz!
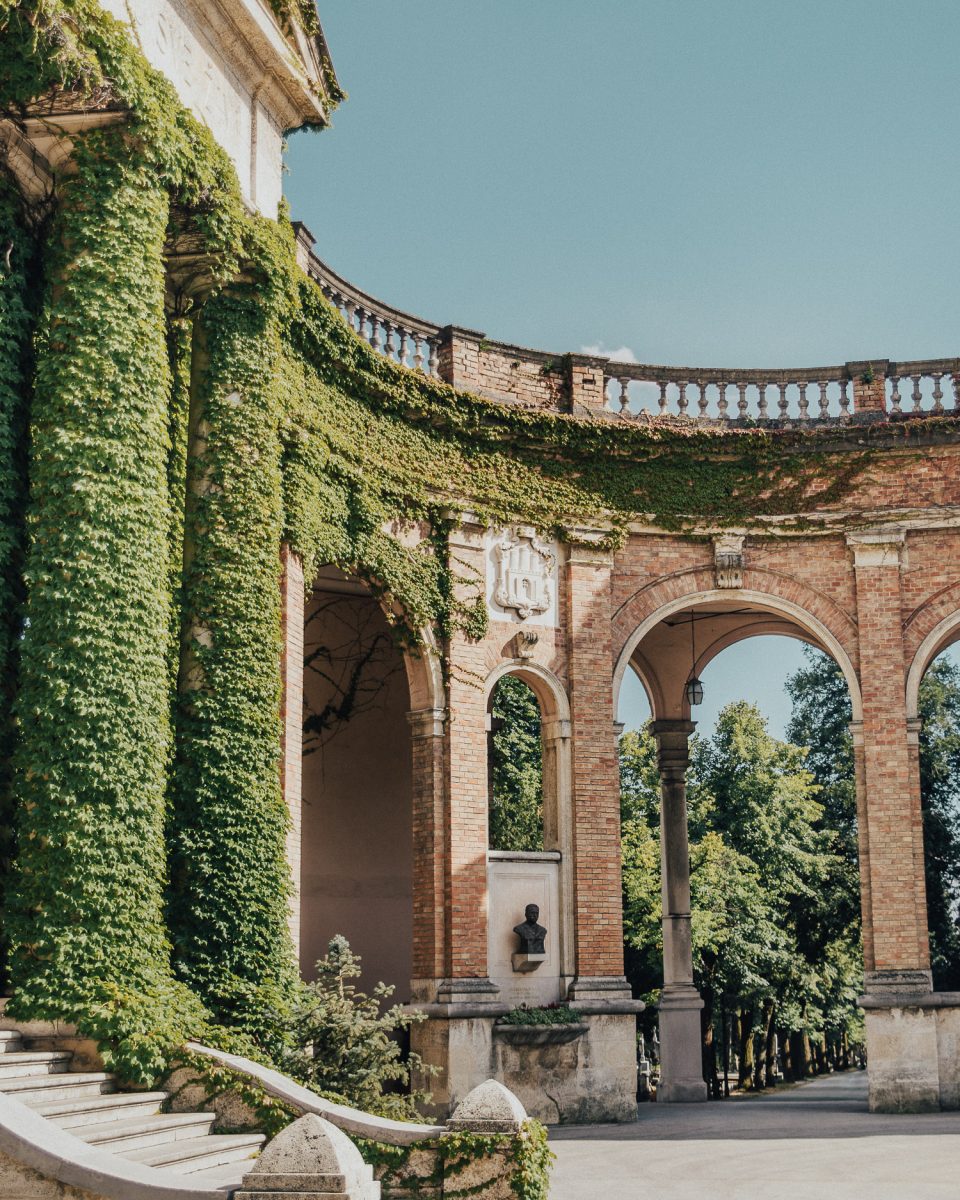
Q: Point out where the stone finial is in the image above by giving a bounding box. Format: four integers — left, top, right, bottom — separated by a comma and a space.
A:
447, 1080, 527, 1133
235, 1112, 378, 1198
713, 533, 744, 588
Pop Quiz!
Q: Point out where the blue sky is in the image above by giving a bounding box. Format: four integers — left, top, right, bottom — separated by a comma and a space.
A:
285, 2, 960, 740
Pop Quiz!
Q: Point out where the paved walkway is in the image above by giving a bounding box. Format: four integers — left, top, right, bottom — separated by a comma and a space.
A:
549, 1072, 960, 1200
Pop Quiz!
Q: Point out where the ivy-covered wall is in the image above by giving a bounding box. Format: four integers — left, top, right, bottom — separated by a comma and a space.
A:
0, 0, 958, 1090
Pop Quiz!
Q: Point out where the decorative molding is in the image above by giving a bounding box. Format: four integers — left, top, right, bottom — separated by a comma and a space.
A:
846, 528, 906, 568
713, 533, 744, 588
406, 708, 447, 740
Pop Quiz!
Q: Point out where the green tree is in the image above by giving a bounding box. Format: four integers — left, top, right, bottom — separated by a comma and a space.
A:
488, 674, 544, 852
280, 936, 432, 1119
787, 645, 960, 990
916, 658, 960, 987
619, 702, 859, 1092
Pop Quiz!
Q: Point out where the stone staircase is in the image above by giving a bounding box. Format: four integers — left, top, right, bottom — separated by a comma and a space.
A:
0, 1029, 264, 1192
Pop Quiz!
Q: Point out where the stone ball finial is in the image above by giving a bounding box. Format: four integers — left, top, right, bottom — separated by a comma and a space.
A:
239, 1112, 375, 1196
447, 1079, 527, 1133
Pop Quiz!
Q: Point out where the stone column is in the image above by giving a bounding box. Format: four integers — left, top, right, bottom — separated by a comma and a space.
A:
280, 546, 305, 958
849, 530, 939, 1112
408, 706, 449, 998
651, 719, 708, 1103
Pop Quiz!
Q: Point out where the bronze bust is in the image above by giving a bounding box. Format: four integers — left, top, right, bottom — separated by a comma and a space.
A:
513, 903, 547, 955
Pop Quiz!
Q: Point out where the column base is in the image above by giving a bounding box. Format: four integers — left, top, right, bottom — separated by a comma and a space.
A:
657, 985, 707, 1104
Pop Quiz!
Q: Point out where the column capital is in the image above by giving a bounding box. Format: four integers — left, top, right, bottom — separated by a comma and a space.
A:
564, 526, 614, 565
443, 510, 487, 550
846, 528, 906, 568
650, 719, 696, 773
407, 707, 448, 739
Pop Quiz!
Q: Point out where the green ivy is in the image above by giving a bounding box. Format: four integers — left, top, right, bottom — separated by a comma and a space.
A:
0, 179, 35, 984
356, 1120, 553, 1200
169, 264, 299, 1028
4, 130, 194, 1042
0, 0, 955, 1098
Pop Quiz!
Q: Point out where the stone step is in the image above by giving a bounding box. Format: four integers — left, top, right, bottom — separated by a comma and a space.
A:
187, 1159, 252, 1190
121, 1131, 265, 1175
0, 1051, 73, 1078
0, 1071, 117, 1104
72, 1110, 217, 1152
35, 1090, 168, 1129
0, 1031, 24, 1054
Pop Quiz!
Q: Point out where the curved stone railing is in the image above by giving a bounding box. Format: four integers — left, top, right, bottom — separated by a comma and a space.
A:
294, 227, 960, 425
603, 357, 960, 423
187, 1042, 446, 1146
305, 248, 442, 376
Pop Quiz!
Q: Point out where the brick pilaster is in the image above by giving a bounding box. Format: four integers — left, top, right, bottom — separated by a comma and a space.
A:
280, 545, 305, 957
409, 707, 448, 989
849, 531, 931, 985
443, 516, 495, 986
848, 360, 889, 416
565, 537, 625, 981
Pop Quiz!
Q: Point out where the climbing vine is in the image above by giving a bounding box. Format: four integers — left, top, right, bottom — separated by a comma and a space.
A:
356, 1120, 553, 1200
0, 178, 34, 983
3, 129, 196, 1050
0, 0, 957, 1097
169, 258, 300, 1029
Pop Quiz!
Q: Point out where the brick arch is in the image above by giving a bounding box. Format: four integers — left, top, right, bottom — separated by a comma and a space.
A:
904, 582, 960, 718
401, 627, 445, 714
612, 571, 862, 721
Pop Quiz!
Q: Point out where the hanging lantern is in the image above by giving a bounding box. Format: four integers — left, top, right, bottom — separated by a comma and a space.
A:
685, 612, 704, 707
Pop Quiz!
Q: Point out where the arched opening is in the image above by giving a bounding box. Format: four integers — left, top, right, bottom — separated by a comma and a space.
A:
484, 664, 573, 1006
906, 628, 960, 991
488, 674, 544, 853
616, 595, 864, 1102
299, 565, 414, 999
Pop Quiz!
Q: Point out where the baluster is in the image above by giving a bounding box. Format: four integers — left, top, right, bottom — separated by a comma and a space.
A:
737, 381, 748, 419
428, 338, 439, 375
383, 320, 395, 359
412, 335, 424, 371
717, 381, 728, 419
911, 374, 923, 412
697, 380, 709, 418
797, 381, 810, 421
778, 382, 789, 419
677, 381, 689, 416
658, 380, 669, 417
840, 379, 851, 415
818, 380, 829, 419
398, 329, 409, 367
344, 301, 357, 331
617, 377, 631, 414
758, 382, 769, 421
889, 375, 902, 414
932, 372, 944, 414
355, 306, 367, 342
370, 315, 382, 354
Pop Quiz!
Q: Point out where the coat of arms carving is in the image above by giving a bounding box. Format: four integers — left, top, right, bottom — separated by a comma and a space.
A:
493, 527, 556, 620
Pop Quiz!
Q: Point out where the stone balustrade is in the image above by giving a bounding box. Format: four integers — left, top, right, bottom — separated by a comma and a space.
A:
296, 228, 960, 426
299, 229, 441, 377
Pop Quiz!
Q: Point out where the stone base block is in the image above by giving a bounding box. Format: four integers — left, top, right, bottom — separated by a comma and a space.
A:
411, 1011, 637, 1124
657, 987, 707, 1104
864, 1006, 940, 1112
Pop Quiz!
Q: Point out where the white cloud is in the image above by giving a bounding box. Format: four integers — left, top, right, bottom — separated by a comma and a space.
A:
580, 342, 638, 364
